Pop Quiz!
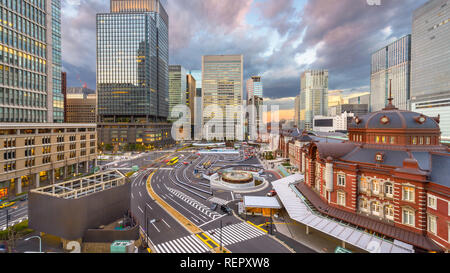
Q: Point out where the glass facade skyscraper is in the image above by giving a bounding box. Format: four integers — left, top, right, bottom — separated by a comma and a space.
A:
411, 0, 450, 138
0, 0, 61, 123
51, 0, 63, 123
246, 76, 263, 140
202, 55, 243, 141
370, 35, 411, 112
168, 65, 186, 121
299, 70, 328, 130
97, 0, 169, 123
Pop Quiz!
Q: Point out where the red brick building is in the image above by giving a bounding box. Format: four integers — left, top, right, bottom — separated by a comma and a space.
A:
291, 101, 450, 252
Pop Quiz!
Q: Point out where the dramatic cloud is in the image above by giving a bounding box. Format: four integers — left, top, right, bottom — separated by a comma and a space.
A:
61, 0, 428, 117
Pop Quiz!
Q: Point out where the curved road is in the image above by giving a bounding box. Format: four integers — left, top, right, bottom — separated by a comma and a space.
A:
130, 150, 292, 253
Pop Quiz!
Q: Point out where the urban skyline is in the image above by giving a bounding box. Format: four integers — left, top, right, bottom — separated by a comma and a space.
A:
61, 0, 429, 110
1, 0, 450, 259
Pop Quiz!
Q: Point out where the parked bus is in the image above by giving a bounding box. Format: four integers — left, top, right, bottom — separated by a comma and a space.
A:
167, 157, 179, 166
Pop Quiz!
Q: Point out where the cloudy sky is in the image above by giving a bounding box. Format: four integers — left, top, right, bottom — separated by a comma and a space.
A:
62, 0, 427, 119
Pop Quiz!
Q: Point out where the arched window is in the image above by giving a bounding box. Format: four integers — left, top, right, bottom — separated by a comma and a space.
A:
402, 208, 415, 227
371, 202, 381, 216
360, 198, 369, 212
372, 179, 380, 194
385, 182, 393, 197
385, 205, 394, 220
360, 177, 368, 192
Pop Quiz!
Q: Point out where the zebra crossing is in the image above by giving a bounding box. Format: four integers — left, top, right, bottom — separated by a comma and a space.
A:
205, 222, 266, 247
154, 234, 210, 253
166, 186, 223, 220
0, 216, 28, 231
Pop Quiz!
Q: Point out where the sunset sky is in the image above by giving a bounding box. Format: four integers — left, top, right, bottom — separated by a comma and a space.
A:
62, 0, 427, 117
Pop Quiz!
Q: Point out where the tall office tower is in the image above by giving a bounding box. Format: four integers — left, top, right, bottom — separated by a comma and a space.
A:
294, 95, 301, 128
51, 0, 63, 123
299, 70, 329, 130
246, 76, 263, 140
96, 0, 173, 148
168, 65, 187, 121
370, 35, 411, 112
202, 55, 244, 141
186, 74, 196, 126
411, 0, 450, 138
0, 0, 62, 123
190, 70, 202, 140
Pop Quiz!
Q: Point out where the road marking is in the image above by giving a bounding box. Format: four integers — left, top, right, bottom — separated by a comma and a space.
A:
205, 222, 267, 247
198, 214, 227, 228
139, 191, 142, 197
161, 219, 170, 228
146, 203, 153, 210
196, 232, 219, 249
151, 222, 160, 233
230, 192, 234, 200
138, 206, 144, 214
247, 221, 269, 234
131, 193, 134, 199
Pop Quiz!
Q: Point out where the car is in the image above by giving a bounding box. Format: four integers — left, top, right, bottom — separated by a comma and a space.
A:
267, 190, 277, 197
183, 162, 189, 165
210, 203, 218, 211
220, 205, 233, 215
0, 201, 15, 209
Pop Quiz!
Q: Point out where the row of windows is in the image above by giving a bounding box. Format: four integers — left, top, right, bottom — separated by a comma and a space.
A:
0, 26, 46, 59
0, 66, 47, 94
0, 88, 47, 108
0, 4, 47, 42
0, 45, 47, 74
0, 107, 46, 122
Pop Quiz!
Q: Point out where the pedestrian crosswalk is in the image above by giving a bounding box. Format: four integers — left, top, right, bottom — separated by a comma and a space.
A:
154, 234, 210, 253
208, 196, 228, 206
205, 222, 266, 247
166, 186, 223, 220
0, 216, 28, 231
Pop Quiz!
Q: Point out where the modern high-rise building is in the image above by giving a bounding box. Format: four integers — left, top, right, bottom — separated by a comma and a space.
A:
168, 65, 187, 121
0, 1, 98, 198
294, 95, 301, 128
202, 55, 244, 141
190, 70, 202, 140
370, 35, 411, 112
246, 76, 263, 140
0, 0, 63, 123
96, 0, 173, 148
411, 0, 450, 138
186, 74, 196, 127
299, 70, 329, 130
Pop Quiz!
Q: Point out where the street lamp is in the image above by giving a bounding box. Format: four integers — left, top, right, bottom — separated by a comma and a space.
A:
25, 236, 42, 253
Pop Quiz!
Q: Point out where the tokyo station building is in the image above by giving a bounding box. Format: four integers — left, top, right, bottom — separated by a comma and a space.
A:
284, 100, 450, 252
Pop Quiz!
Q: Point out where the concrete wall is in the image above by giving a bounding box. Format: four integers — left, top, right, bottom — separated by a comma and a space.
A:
28, 182, 131, 240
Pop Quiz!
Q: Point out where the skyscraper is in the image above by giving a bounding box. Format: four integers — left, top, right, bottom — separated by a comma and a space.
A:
294, 95, 301, 128
202, 55, 244, 141
370, 35, 411, 112
299, 70, 329, 130
96, 0, 172, 148
186, 74, 196, 125
411, 0, 450, 138
168, 65, 187, 121
0, 0, 62, 123
190, 70, 202, 140
0, 1, 97, 197
246, 76, 263, 140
